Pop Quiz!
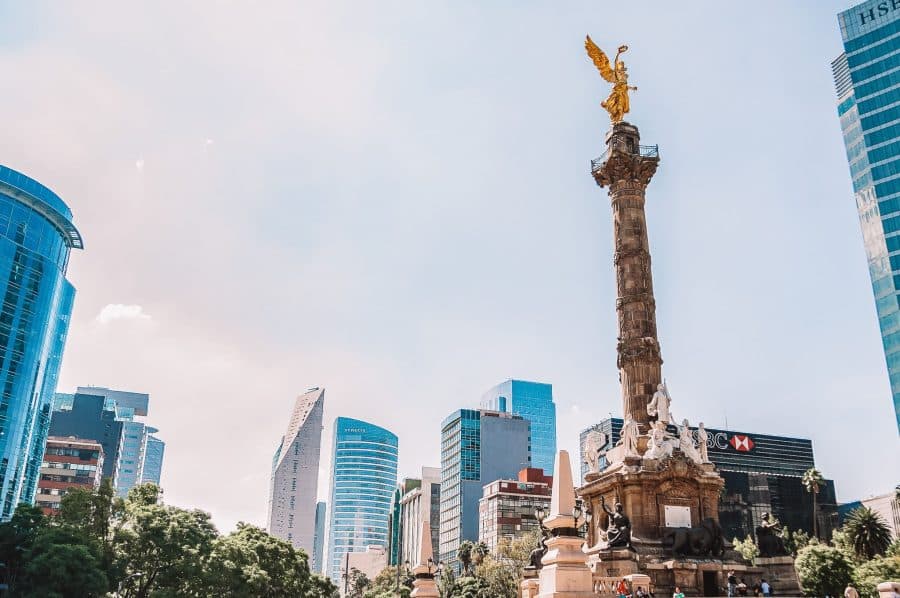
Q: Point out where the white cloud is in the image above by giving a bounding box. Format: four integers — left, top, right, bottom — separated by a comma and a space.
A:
135, 158, 145, 171
95, 304, 152, 325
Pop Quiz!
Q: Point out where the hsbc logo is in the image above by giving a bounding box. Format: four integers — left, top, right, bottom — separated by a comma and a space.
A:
729, 435, 755, 452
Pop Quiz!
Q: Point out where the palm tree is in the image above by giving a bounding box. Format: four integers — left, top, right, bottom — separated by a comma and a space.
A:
802, 468, 824, 539
457, 540, 474, 576
472, 541, 489, 567
843, 506, 892, 560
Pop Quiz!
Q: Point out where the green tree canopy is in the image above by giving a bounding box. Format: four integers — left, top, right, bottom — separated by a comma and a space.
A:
795, 543, 854, 598
853, 554, 900, 598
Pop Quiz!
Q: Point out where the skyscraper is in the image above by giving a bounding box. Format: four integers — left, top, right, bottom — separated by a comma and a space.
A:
66, 386, 164, 497
439, 409, 530, 571
0, 165, 82, 518
834, 0, 900, 432
48, 393, 123, 485
480, 379, 556, 474
267, 387, 324, 556
325, 417, 398, 585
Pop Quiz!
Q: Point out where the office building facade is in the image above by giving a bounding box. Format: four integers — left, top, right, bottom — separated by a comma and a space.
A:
35, 436, 103, 515
839, 490, 900, 539
478, 467, 552, 553
0, 165, 82, 518
313, 501, 327, 573
439, 409, 530, 571
52, 387, 164, 497
834, 0, 900, 432
392, 467, 441, 567
480, 379, 557, 474
267, 388, 325, 555
581, 418, 839, 541
325, 417, 398, 585
49, 393, 123, 484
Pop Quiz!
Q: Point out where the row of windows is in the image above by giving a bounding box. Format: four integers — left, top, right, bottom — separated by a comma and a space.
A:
848, 33, 900, 69
861, 104, 900, 131
41, 461, 96, 471
853, 41, 900, 83
845, 16, 900, 53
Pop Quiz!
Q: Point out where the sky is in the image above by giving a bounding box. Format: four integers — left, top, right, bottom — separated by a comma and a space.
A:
0, 1, 897, 533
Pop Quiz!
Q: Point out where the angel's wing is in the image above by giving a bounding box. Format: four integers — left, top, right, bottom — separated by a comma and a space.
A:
585, 35, 615, 83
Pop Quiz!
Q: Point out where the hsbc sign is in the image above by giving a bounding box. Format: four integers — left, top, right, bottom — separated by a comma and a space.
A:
702, 431, 755, 453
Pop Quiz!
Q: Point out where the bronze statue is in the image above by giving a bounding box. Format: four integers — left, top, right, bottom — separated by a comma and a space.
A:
755, 512, 787, 557
601, 495, 632, 549
585, 36, 637, 124
527, 521, 551, 569
662, 518, 725, 557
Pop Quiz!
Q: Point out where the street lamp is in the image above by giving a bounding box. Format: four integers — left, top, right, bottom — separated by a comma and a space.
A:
534, 504, 546, 524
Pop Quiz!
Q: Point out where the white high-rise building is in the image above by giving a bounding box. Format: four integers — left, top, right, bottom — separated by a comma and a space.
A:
267, 387, 325, 554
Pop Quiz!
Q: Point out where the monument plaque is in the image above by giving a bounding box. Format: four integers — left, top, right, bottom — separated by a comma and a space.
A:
664, 505, 691, 528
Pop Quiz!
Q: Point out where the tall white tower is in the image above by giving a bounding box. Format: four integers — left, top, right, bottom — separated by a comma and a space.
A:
267, 387, 325, 555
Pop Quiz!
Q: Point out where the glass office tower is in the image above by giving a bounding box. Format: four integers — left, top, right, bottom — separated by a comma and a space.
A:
325, 417, 398, 585
0, 165, 82, 518
480, 379, 556, 473
835, 0, 900, 432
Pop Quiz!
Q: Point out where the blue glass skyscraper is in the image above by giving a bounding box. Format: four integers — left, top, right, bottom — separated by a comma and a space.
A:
834, 0, 900, 432
325, 417, 398, 585
480, 379, 556, 473
0, 165, 81, 518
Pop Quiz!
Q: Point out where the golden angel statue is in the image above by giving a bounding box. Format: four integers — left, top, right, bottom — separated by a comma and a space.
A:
585, 36, 637, 124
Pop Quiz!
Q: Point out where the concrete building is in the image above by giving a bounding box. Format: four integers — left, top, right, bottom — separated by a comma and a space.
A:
439, 409, 530, 571
267, 388, 325, 556
53, 387, 165, 498
833, 0, 900, 433
480, 379, 557, 474
325, 417, 398, 585
49, 393, 123, 484
840, 490, 900, 539
398, 467, 441, 567
313, 501, 327, 573
581, 418, 839, 542
340, 545, 387, 596
35, 436, 103, 515
478, 467, 552, 553
0, 165, 82, 518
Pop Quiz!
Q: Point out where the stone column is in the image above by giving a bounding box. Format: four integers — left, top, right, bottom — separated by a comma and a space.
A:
538, 451, 594, 598
592, 122, 661, 427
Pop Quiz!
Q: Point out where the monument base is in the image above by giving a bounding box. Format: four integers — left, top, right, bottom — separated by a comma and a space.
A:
753, 556, 801, 596
520, 569, 540, 598
538, 535, 595, 598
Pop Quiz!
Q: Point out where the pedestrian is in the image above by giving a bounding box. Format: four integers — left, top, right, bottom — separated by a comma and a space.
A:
752, 582, 761, 597
738, 578, 748, 597
844, 584, 859, 598
617, 578, 629, 598
761, 579, 771, 597
673, 586, 685, 598
728, 570, 737, 597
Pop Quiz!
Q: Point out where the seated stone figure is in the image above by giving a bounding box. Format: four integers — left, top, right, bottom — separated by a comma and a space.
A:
601, 495, 632, 549
755, 512, 787, 557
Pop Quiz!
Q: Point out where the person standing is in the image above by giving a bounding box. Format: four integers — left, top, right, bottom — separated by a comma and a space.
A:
761, 579, 771, 597
673, 586, 685, 598
727, 571, 737, 597
844, 584, 860, 598
617, 578, 629, 598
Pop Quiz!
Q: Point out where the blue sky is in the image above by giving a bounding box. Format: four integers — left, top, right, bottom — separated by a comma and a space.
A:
1, 1, 895, 532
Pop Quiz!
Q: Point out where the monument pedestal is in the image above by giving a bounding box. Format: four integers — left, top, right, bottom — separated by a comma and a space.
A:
520, 568, 540, 598
753, 556, 801, 596
538, 535, 595, 598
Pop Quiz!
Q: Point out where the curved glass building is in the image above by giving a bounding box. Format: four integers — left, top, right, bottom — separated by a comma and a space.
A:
325, 417, 398, 585
0, 165, 81, 518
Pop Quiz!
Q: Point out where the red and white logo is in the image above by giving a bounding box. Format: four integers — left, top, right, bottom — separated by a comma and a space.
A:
729, 435, 754, 452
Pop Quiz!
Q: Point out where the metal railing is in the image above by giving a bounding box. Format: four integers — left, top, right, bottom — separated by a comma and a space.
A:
591, 143, 659, 172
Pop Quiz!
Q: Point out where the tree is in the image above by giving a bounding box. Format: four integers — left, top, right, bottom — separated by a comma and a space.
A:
21, 527, 108, 598
783, 526, 811, 556
457, 540, 474, 575
205, 522, 326, 596
448, 575, 490, 598
795, 543, 853, 598
346, 567, 371, 598
473, 529, 540, 598
853, 554, 900, 598
732, 535, 759, 562
472, 541, 489, 567
113, 485, 218, 597
801, 468, 824, 539
364, 565, 412, 598
0, 504, 46, 593
843, 507, 893, 560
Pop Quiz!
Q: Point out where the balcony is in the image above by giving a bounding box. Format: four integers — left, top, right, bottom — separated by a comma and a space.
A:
591, 144, 659, 174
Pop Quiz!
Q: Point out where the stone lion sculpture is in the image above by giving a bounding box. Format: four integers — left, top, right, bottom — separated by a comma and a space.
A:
662, 517, 725, 557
